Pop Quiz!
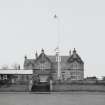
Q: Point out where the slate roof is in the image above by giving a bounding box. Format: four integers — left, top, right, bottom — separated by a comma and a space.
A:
35, 52, 52, 63
48, 55, 69, 63
24, 49, 84, 69
67, 49, 84, 64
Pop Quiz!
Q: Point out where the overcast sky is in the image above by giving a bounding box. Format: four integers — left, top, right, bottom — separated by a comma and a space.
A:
0, 0, 105, 77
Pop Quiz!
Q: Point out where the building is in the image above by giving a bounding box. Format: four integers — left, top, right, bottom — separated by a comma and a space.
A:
0, 48, 84, 91
24, 48, 84, 82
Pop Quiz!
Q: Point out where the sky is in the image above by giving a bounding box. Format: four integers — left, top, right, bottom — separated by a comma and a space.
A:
0, 0, 105, 77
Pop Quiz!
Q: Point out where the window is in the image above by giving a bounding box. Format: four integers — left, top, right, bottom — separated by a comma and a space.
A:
0, 75, 1, 80
3, 75, 7, 80
73, 62, 78, 69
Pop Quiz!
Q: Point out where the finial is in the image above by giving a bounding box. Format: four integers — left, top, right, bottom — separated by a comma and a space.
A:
24, 55, 27, 60
54, 14, 58, 19
73, 48, 76, 54
41, 48, 44, 53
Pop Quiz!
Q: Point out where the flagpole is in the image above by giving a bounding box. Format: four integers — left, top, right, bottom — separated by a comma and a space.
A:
54, 14, 61, 80
54, 14, 60, 48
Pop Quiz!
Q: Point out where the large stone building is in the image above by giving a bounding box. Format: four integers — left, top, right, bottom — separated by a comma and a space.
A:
24, 48, 84, 82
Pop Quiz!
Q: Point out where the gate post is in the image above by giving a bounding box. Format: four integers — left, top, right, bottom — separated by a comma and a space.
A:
50, 80, 53, 92
28, 79, 33, 92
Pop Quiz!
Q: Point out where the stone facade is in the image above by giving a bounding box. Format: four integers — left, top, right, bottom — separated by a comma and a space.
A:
24, 48, 84, 81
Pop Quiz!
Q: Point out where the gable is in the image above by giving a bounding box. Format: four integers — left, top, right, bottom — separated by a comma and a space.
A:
67, 54, 83, 64
35, 53, 52, 70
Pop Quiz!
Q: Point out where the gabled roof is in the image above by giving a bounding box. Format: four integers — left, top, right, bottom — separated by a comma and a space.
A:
35, 49, 52, 64
67, 48, 84, 64
24, 49, 84, 68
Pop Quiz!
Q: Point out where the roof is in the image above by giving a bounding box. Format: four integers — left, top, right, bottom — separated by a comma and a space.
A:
67, 49, 84, 64
24, 49, 84, 68
36, 52, 52, 63
24, 59, 35, 66
48, 55, 69, 63
0, 70, 33, 74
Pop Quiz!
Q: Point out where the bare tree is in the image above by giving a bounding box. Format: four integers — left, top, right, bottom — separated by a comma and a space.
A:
11, 63, 20, 70
1, 64, 9, 70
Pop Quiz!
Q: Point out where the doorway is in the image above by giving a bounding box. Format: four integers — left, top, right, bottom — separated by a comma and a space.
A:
31, 82, 50, 92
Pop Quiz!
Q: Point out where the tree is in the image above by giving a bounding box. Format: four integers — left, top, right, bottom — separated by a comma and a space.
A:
11, 63, 20, 70
1, 64, 9, 70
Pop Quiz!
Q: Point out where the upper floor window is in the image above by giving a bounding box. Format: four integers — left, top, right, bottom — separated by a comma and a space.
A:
73, 62, 78, 69
36, 62, 51, 70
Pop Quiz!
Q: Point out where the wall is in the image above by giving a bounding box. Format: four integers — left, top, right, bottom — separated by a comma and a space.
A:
52, 82, 105, 92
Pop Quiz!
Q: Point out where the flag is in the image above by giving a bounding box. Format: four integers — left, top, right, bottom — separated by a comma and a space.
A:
54, 14, 57, 19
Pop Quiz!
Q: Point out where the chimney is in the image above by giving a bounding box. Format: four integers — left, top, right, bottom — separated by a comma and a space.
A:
69, 50, 71, 56
35, 51, 38, 59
